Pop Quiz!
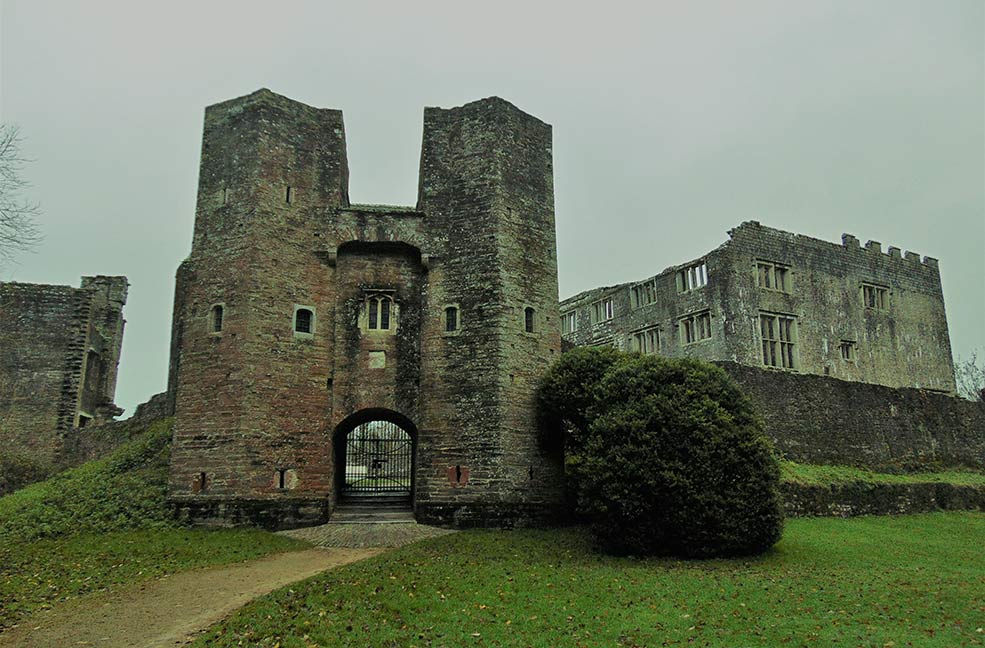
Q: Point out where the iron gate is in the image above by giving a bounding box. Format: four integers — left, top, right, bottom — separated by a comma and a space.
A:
342, 420, 412, 498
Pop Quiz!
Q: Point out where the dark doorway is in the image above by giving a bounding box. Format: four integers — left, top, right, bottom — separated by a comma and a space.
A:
335, 410, 415, 507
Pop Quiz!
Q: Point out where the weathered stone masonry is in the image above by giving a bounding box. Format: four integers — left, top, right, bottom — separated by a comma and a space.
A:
0, 276, 128, 463
166, 89, 564, 529
561, 221, 955, 392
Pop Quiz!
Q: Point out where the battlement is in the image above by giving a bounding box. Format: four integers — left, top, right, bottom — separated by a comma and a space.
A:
837, 231, 939, 268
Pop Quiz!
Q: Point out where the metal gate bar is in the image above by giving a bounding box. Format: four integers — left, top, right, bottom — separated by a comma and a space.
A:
343, 420, 412, 496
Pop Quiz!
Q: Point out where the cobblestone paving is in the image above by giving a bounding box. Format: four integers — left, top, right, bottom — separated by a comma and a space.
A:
279, 522, 456, 548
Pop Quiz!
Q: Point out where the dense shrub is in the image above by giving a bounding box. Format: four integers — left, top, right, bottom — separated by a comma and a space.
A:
0, 418, 175, 543
539, 351, 783, 558
536, 346, 623, 497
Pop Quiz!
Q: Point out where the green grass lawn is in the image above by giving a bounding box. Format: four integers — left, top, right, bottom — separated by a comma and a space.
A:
780, 461, 985, 487
0, 417, 309, 629
197, 512, 985, 648
0, 528, 305, 628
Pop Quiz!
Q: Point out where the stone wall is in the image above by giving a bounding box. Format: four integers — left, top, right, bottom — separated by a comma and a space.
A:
167, 90, 564, 528
561, 221, 955, 392
719, 362, 985, 471
0, 277, 127, 464
783, 482, 985, 517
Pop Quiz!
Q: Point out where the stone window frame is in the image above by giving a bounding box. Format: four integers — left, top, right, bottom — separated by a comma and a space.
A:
293, 304, 316, 338
208, 303, 225, 335
676, 261, 708, 293
359, 290, 398, 335
630, 279, 658, 309
523, 305, 536, 334
631, 325, 661, 355
590, 297, 614, 324
760, 311, 798, 370
861, 282, 890, 311
443, 303, 462, 336
561, 310, 578, 334
755, 259, 792, 293
679, 309, 713, 346
839, 339, 857, 362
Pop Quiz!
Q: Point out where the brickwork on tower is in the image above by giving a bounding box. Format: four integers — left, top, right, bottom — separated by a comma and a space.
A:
166, 90, 563, 529
0, 276, 128, 463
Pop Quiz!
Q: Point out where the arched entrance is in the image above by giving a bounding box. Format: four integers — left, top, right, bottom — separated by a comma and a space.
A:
334, 409, 416, 508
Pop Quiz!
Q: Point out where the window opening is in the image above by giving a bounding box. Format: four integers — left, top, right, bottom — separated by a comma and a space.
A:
756, 261, 791, 292
524, 307, 535, 333
631, 280, 658, 308
761, 313, 797, 369
210, 305, 223, 333
277, 469, 287, 489
862, 283, 889, 310
295, 308, 313, 334
198, 472, 207, 492
365, 294, 394, 331
561, 311, 578, 334
676, 261, 708, 292
285, 185, 293, 204
591, 298, 614, 323
633, 326, 660, 354
839, 340, 857, 361
680, 311, 712, 344
445, 306, 458, 332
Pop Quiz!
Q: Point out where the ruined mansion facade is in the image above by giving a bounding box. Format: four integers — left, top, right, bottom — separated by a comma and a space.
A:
561, 222, 956, 393
166, 90, 563, 528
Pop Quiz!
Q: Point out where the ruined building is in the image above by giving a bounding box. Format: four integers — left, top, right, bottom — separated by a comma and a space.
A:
560, 221, 956, 393
166, 90, 563, 528
0, 276, 128, 462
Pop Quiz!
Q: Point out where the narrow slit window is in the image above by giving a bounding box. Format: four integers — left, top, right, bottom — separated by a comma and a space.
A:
524, 307, 535, 333
380, 298, 390, 330
285, 186, 293, 204
294, 308, 313, 334
210, 305, 224, 333
277, 469, 287, 489
369, 298, 378, 329
445, 306, 458, 332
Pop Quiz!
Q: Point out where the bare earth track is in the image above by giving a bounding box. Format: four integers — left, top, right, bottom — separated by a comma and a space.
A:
0, 547, 380, 648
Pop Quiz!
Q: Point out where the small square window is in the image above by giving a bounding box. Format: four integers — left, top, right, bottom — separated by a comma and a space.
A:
839, 340, 857, 361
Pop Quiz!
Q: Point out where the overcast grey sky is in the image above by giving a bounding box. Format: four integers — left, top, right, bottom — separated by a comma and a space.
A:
1, 0, 982, 414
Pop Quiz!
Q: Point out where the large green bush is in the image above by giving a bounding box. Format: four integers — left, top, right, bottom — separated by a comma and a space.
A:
539, 351, 783, 558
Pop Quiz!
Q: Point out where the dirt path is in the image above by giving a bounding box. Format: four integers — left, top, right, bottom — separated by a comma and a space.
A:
0, 547, 381, 648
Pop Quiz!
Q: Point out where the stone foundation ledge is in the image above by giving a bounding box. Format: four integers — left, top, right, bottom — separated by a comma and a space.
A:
168, 497, 329, 531
415, 501, 565, 529
782, 482, 985, 517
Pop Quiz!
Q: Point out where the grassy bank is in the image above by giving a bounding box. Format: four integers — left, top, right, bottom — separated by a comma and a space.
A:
198, 513, 985, 648
0, 418, 308, 629
780, 461, 985, 487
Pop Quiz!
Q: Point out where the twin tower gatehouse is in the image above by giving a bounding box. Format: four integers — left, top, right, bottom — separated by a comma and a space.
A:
166, 89, 564, 528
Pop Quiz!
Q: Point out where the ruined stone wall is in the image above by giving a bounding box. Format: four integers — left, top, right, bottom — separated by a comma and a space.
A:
719, 362, 985, 471
0, 277, 127, 464
723, 222, 954, 391
560, 222, 955, 392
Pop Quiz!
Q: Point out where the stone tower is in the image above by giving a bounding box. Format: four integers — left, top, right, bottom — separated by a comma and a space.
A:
167, 90, 562, 528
